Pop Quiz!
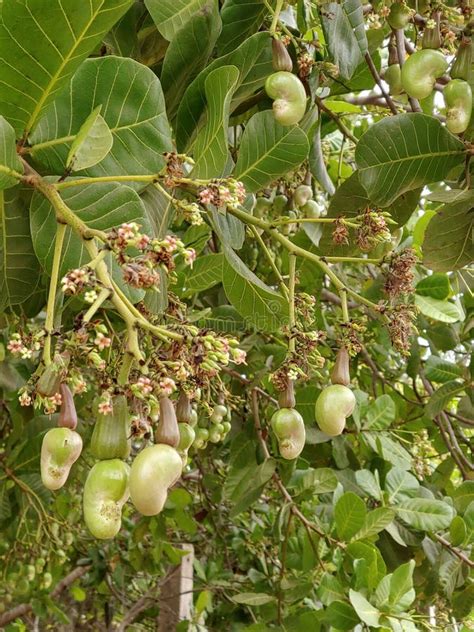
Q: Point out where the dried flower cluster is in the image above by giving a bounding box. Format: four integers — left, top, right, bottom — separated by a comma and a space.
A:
384, 248, 417, 298
356, 208, 391, 251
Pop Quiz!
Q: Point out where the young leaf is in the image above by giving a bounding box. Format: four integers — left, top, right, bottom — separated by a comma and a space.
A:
0, 0, 133, 136
66, 107, 113, 173
389, 560, 415, 607
349, 590, 381, 627
414, 295, 462, 323
355, 114, 466, 207
191, 66, 239, 179
352, 507, 395, 541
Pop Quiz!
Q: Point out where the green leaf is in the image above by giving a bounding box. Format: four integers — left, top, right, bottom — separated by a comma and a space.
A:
452, 481, 474, 512
0, 118, 22, 189
144, 0, 208, 40
424, 356, 464, 383
191, 66, 239, 178
0, 187, 42, 312
415, 273, 451, 300
232, 592, 275, 606
395, 498, 454, 531
449, 515, 467, 546
355, 470, 381, 500
335, 492, 367, 540
415, 295, 462, 323
30, 57, 172, 184
452, 583, 474, 620
216, 0, 266, 56
325, 601, 360, 630
346, 541, 387, 590
30, 182, 146, 278
309, 118, 336, 195
352, 508, 395, 541
234, 111, 309, 193
66, 106, 113, 172
287, 468, 338, 495
439, 558, 464, 599
364, 433, 412, 470
389, 560, 415, 607
385, 468, 420, 503
355, 114, 466, 207
222, 247, 289, 332
321, 0, 368, 80
425, 380, 465, 417
230, 458, 277, 517
183, 253, 223, 293
318, 574, 346, 606
364, 395, 396, 430
161, 2, 222, 119
423, 191, 474, 272
349, 590, 381, 627
199, 305, 245, 332
0, 0, 133, 136
210, 207, 245, 250
176, 32, 272, 151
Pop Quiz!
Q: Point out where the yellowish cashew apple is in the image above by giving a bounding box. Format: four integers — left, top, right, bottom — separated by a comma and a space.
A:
265, 71, 306, 126
41, 427, 83, 491
129, 444, 183, 516
271, 408, 306, 460
315, 385, 356, 436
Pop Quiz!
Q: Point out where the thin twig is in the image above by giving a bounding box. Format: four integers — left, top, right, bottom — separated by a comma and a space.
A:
315, 96, 358, 144
364, 52, 399, 115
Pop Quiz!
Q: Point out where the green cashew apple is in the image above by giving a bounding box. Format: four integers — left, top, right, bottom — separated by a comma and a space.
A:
265, 71, 306, 126
387, 2, 412, 29
315, 385, 356, 436
384, 64, 403, 96
90, 395, 131, 460
444, 79, 472, 134
272, 194, 288, 214
271, 408, 306, 460
293, 184, 313, 208
41, 428, 83, 490
210, 404, 227, 424
83, 459, 130, 539
302, 199, 322, 218
401, 49, 448, 100
129, 444, 182, 516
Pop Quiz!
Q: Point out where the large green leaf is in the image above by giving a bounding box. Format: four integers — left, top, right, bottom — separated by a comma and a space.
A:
191, 66, 239, 179
233, 111, 309, 193
424, 356, 464, 383
389, 560, 415, 608
0, 187, 42, 311
363, 394, 396, 430
232, 592, 275, 606
216, 0, 266, 56
30, 182, 146, 278
385, 468, 419, 503
325, 601, 359, 630
144, 0, 208, 41
321, 0, 368, 80
425, 380, 465, 417
0, 117, 23, 190
0, 0, 133, 136
355, 114, 466, 207
29, 57, 172, 183
395, 498, 454, 531
334, 492, 367, 540
414, 295, 462, 323
66, 106, 113, 173
222, 247, 289, 332
161, 2, 222, 119
176, 32, 272, 151
287, 468, 338, 495
415, 273, 451, 300
423, 191, 474, 272
182, 253, 223, 293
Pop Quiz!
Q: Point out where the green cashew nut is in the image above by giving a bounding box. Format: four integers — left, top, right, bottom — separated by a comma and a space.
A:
129, 444, 183, 516
41, 428, 83, 490
271, 408, 306, 460
177, 422, 196, 465
90, 395, 131, 460
265, 71, 306, 126
83, 459, 130, 539
315, 385, 356, 437
387, 2, 412, 29
401, 49, 448, 100
444, 79, 472, 134
384, 64, 403, 96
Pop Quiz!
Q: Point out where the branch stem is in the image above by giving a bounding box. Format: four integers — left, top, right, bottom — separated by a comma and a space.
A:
43, 223, 66, 365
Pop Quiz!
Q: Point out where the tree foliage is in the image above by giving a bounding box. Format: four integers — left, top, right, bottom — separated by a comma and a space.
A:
0, 0, 473, 629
